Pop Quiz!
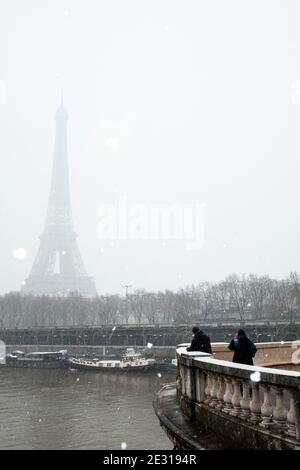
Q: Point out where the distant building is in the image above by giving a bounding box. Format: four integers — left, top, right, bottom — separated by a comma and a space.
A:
22, 101, 97, 297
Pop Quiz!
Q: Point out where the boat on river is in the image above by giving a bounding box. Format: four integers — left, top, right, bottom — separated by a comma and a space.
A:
69, 348, 156, 372
1, 350, 69, 369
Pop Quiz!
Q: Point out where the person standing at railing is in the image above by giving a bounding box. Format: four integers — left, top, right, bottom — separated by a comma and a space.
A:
228, 329, 257, 365
186, 325, 212, 354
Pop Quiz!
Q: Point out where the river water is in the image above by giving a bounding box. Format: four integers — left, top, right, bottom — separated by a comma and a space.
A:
0, 368, 174, 450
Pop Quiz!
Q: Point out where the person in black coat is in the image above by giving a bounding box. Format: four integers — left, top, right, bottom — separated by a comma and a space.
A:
228, 329, 256, 365
187, 326, 212, 354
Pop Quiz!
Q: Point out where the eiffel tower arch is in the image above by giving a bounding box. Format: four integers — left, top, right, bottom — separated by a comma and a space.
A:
22, 101, 97, 297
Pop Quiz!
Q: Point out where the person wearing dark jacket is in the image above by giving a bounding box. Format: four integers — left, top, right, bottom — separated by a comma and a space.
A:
228, 329, 257, 365
187, 326, 212, 354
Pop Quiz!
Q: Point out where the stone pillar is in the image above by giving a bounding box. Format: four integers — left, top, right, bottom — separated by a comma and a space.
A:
230, 378, 242, 417
209, 374, 219, 407
216, 375, 226, 410
249, 383, 262, 424
179, 364, 185, 396
272, 387, 287, 433
240, 382, 251, 420
259, 385, 273, 429
294, 390, 300, 441
195, 368, 206, 403
223, 377, 233, 414
204, 373, 212, 404
185, 365, 193, 400
286, 390, 297, 438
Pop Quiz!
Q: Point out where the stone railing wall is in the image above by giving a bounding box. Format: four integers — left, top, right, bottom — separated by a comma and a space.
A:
177, 346, 300, 449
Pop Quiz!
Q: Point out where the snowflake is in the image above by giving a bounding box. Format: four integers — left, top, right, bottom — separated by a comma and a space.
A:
121, 442, 127, 450
105, 137, 119, 152
147, 343, 153, 349
157, 373, 162, 378
13, 248, 27, 260
250, 371, 261, 382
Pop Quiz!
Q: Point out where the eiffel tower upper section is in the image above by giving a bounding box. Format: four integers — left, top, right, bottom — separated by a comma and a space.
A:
22, 101, 97, 297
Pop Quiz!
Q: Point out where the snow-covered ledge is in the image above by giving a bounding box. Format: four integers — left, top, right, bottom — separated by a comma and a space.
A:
176, 346, 300, 444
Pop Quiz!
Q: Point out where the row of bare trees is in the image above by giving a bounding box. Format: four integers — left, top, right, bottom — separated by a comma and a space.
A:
0, 273, 300, 329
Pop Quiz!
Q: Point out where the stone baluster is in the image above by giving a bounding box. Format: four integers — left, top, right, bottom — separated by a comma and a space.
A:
179, 365, 185, 396
209, 374, 219, 407
222, 377, 233, 414
259, 385, 273, 429
240, 381, 251, 420
216, 376, 226, 410
285, 390, 297, 438
194, 369, 206, 403
230, 378, 242, 417
185, 366, 193, 400
272, 387, 287, 433
249, 383, 262, 424
204, 373, 212, 404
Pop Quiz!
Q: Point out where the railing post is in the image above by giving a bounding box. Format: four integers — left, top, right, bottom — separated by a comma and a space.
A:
240, 382, 251, 420
286, 390, 297, 438
194, 368, 206, 403
293, 390, 300, 441
216, 375, 226, 410
209, 373, 219, 407
249, 383, 262, 424
259, 385, 273, 429
179, 363, 186, 396
223, 377, 233, 414
230, 378, 242, 417
272, 387, 287, 433
204, 372, 212, 404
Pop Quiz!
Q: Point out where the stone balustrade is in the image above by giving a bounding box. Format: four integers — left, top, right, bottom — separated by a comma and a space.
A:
176, 346, 300, 449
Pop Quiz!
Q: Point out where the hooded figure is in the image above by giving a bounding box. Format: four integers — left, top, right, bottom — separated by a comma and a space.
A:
187, 326, 212, 354
228, 329, 256, 365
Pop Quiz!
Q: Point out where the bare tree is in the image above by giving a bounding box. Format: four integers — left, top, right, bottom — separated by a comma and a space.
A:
130, 289, 147, 325
247, 274, 271, 320
226, 275, 249, 321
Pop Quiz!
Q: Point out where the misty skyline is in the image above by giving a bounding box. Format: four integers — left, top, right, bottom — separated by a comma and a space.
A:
1, 1, 300, 295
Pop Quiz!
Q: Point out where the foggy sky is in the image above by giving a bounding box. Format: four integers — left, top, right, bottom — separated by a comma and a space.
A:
1, 0, 300, 295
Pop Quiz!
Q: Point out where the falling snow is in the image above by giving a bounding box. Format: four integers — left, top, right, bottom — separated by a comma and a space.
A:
105, 137, 119, 152
250, 371, 261, 382
12, 248, 27, 260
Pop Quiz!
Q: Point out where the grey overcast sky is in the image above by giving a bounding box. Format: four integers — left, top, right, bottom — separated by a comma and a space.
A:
1, 0, 300, 295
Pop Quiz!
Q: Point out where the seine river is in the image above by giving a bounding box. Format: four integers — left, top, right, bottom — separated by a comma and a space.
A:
0, 368, 174, 450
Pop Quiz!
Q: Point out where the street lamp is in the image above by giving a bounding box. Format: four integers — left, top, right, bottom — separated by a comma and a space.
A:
122, 284, 132, 324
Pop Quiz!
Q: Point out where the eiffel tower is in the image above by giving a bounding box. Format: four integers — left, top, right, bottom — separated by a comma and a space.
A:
22, 101, 97, 297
